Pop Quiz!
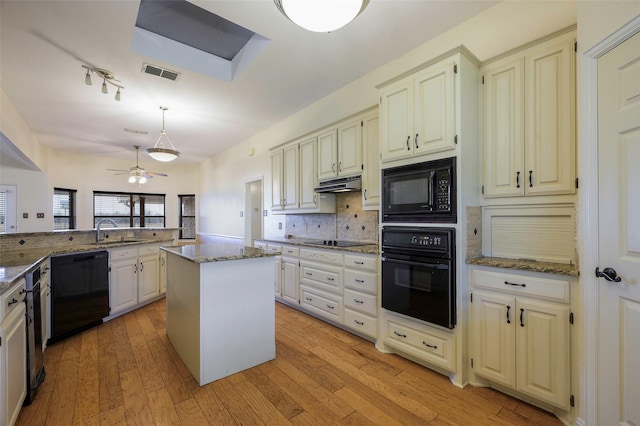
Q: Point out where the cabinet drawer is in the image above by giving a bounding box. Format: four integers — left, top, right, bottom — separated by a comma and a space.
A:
299, 248, 343, 266
344, 309, 377, 338
344, 289, 377, 316
281, 245, 299, 257
344, 270, 377, 294
138, 244, 160, 256
109, 247, 136, 260
344, 254, 377, 271
471, 269, 570, 303
266, 244, 282, 254
300, 262, 343, 294
300, 285, 342, 323
385, 318, 455, 372
1, 278, 26, 322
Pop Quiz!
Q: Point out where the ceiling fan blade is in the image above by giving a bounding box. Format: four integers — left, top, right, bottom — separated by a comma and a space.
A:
107, 168, 130, 172
146, 171, 168, 177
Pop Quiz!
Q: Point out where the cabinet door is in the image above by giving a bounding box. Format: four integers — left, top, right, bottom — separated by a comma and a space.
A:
0, 303, 27, 426
413, 60, 456, 155
110, 259, 138, 314
274, 257, 281, 298
472, 291, 516, 388
139, 254, 159, 303
281, 257, 299, 305
380, 81, 413, 162
515, 298, 570, 409
270, 150, 284, 211
159, 251, 167, 294
317, 129, 338, 180
283, 144, 299, 210
362, 113, 380, 209
524, 35, 575, 196
337, 119, 362, 177
299, 137, 318, 209
40, 283, 47, 350
482, 56, 525, 198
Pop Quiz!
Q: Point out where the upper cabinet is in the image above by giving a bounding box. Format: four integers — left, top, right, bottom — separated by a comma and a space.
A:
271, 138, 335, 214
481, 31, 576, 199
318, 119, 363, 181
361, 112, 380, 210
380, 57, 456, 162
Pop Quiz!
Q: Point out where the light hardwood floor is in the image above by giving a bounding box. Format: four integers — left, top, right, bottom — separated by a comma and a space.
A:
17, 299, 562, 425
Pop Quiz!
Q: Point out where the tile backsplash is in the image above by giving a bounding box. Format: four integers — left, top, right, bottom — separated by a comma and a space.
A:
285, 192, 378, 243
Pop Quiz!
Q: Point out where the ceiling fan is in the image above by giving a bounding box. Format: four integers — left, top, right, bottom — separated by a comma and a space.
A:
107, 146, 168, 184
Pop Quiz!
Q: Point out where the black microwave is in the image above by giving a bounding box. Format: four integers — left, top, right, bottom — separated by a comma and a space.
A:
382, 157, 456, 223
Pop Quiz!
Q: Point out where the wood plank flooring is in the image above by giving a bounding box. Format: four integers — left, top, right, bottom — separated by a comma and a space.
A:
17, 299, 562, 425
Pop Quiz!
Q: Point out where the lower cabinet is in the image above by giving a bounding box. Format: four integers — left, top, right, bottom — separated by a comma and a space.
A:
159, 250, 167, 295
471, 268, 571, 410
0, 280, 27, 426
343, 253, 378, 338
109, 244, 161, 316
300, 285, 343, 323
279, 246, 299, 305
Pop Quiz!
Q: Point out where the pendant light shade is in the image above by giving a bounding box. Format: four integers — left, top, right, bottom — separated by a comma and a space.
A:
147, 106, 179, 162
274, 0, 369, 33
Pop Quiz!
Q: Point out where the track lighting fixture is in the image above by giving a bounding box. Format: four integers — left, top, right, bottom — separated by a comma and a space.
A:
147, 106, 180, 162
82, 65, 124, 101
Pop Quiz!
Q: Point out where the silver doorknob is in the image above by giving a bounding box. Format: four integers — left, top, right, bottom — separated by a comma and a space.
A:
595, 267, 622, 282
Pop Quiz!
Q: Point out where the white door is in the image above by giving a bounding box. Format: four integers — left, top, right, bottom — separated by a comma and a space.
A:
597, 30, 640, 426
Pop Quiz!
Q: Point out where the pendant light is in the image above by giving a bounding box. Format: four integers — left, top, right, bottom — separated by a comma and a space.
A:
274, 0, 369, 33
147, 106, 180, 162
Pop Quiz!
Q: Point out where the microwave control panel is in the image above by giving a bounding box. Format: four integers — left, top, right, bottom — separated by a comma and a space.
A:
435, 168, 451, 211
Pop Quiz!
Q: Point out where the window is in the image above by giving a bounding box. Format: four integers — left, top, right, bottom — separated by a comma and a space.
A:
53, 188, 77, 230
0, 190, 5, 233
179, 194, 196, 239
0, 184, 16, 233
94, 191, 165, 228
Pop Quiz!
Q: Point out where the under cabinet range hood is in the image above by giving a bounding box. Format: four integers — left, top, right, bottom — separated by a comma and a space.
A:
314, 175, 361, 193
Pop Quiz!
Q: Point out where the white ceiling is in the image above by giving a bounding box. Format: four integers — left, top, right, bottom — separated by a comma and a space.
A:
0, 0, 498, 168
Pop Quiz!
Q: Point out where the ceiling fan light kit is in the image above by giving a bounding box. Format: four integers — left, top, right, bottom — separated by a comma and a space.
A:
147, 106, 180, 162
82, 64, 123, 101
273, 0, 369, 33
108, 146, 167, 185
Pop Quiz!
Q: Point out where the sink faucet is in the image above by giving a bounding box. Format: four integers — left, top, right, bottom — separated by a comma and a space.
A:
96, 218, 118, 243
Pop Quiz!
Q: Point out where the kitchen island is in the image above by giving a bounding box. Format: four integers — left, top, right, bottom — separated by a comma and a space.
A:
161, 242, 278, 386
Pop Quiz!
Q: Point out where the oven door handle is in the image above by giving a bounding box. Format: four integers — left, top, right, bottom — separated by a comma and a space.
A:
381, 257, 449, 270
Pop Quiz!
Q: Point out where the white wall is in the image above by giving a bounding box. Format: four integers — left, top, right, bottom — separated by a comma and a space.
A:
197, 0, 578, 239
0, 167, 49, 232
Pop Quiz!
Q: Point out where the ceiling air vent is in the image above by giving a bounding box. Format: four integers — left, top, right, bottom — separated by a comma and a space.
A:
141, 63, 180, 81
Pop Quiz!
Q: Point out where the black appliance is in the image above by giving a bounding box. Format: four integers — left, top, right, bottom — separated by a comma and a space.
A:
24, 265, 45, 405
381, 226, 455, 329
382, 156, 456, 223
50, 251, 110, 344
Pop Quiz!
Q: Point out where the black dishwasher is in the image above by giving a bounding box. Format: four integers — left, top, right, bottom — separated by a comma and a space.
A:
50, 250, 110, 344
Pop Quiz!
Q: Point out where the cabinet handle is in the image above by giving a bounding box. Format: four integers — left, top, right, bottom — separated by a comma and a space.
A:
140, 262, 144, 272
326, 304, 335, 310
305, 272, 312, 276
506, 305, 511, 324
520, 308, 525, 327
415, 133, 419, 149
363, 189, 367, 200
326, 277, 335, 281
406, 136, 411, 150
355, 279, 365, 283
422, 341, 437, 349
354, 261, 364, 265
305, 296, 313, 302
339, 162, 342, 172
134, 264, 137, 273
354, 320, 364, 326
529, 170, 533, 187
8, 298, 19, 306
19, 289, 26, 295
394, 331, 407, 338
504, 280, 526, 288
332, 163, 336, 173
353, 299, 364, 304
313, 194, 317, 203
516, 171, 520, 188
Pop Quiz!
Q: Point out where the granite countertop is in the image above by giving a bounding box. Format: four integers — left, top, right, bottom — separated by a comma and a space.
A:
0, 238, 174, 290
257, 237, 380, 255
466, 256, 579, 277
162, 242, 279, 263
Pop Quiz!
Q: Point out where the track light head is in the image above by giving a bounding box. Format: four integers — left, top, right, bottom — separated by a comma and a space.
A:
115, 88, 121, 101
101, 79, 108, 94
85, 69, 92, 85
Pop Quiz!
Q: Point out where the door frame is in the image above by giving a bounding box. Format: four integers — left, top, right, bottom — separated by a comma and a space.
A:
580, 15, 640, 425
244, 177, 264, 248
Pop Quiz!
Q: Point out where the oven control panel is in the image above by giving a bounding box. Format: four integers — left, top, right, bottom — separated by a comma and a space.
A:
382, 227, 454, 254
410, 235, 445, 248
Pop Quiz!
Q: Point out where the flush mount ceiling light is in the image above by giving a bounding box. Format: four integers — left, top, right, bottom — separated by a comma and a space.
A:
273, 0, 369, 32
82, 65, 123, 101
147, 106, 180, 162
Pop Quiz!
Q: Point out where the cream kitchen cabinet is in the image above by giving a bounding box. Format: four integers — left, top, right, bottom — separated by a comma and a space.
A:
159, 250, 167, 295
109, 244, 161, 316
380, 55, 456, 162
276, 245, 299, 306
343, 253, 378, 338
481, 30, 576, 199
471, 268, 571, 410
361, 112, 380, 209
1, 279, 27, 426
299, 248, 344, 323
318, 119, 362, 181
271, 139, 335, 214
39, 259, 50, 348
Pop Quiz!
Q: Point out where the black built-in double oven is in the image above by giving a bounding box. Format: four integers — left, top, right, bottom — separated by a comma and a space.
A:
381, 157, 456, 329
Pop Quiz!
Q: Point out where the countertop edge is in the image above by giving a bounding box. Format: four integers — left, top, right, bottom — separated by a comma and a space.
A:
256, 238, 380, 255
162, 245, 279, 263
466, 256, 579, 277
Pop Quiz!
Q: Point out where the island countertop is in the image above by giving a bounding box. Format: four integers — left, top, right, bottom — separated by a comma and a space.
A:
161, 243, 278, 263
